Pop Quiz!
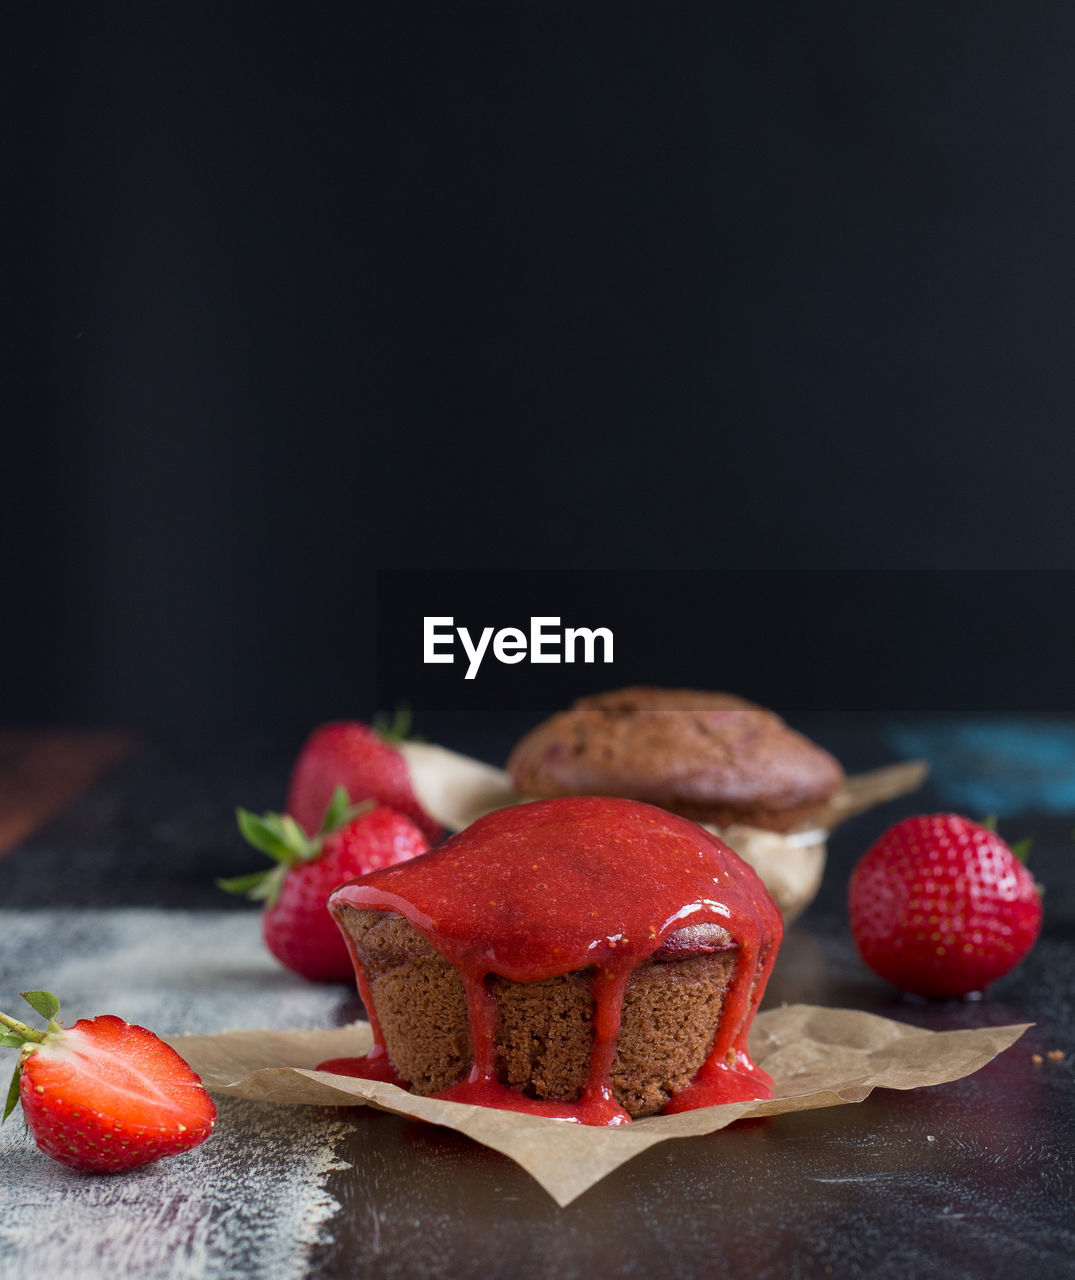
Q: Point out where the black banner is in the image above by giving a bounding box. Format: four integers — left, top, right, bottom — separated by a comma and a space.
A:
376, 570, 1075, 715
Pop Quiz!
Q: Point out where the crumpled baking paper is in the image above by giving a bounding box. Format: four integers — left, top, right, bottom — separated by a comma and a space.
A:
168, 1005, 1028, 1206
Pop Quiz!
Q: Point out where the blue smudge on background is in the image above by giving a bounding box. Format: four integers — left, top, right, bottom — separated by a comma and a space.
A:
885, 721, 1075, 817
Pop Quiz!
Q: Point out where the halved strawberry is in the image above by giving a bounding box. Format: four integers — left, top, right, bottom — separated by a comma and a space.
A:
1, 990, 216, 1173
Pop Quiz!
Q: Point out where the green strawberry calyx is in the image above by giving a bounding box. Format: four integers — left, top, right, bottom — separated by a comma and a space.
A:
979, 814, 1033, 864
1, 990, 64, 1124
372, 705, 423, 745
219, 786, 372, 909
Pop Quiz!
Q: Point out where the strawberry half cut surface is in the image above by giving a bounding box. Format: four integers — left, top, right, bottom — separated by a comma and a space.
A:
1, 990, 217, 1173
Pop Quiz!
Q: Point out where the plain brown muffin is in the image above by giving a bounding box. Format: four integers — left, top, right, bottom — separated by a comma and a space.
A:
337, 905, 742, 1118
507, 686, 845, 831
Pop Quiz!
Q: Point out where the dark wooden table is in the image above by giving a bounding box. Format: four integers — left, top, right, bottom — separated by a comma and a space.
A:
0, 719, 1072, 1280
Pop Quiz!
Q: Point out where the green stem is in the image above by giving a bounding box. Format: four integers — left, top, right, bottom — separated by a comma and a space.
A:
0, 1012, 46, 1043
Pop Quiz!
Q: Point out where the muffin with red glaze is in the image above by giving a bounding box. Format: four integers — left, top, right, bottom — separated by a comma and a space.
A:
326, 796, 783, 1124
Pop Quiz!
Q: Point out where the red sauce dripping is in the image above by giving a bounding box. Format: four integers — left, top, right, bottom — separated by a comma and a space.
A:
323, 797, 783, 1124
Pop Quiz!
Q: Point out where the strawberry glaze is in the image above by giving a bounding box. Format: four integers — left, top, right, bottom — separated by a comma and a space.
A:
324, 796, 783, 1124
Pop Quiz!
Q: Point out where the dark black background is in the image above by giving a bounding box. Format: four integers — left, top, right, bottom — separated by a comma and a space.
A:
5, 4, 1075, 729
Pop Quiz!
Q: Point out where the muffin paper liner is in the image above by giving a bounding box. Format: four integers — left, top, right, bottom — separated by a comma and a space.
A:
167, 1005, 1028, 1206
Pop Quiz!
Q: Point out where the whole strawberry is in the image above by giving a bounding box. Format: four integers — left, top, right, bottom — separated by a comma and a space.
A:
1, 990, 216, 1173
849, 814, 1042, 998
286, 714, 444, 845
221, 787, 429, 981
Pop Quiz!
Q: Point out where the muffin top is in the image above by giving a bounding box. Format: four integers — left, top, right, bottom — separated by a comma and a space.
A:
330, 794, 779, 981
507, 687, 845, 832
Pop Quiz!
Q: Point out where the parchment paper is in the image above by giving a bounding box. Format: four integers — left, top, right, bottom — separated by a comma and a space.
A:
168, 1005, 1027, 1206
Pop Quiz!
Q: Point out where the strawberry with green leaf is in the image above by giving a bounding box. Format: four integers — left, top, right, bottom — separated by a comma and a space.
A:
1, 990, 216, 1173
286, 714, 443, 844
221, 786, 429, 981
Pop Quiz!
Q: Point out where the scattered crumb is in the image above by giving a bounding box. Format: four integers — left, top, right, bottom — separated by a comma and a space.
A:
927, 1135, 936, 1142
1031, 1054, 1043, 1065
1047, 1050, 1065, 1062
